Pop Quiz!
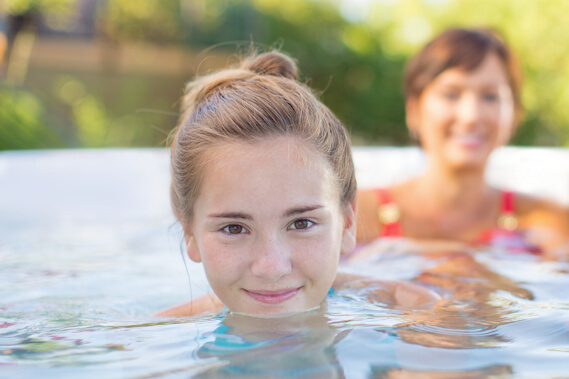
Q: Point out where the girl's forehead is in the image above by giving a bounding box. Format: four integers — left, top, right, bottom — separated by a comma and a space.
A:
194, 137, 341, 214
200, 137, 339, 201
206, 137, 330, 174
436, 53, 509, 85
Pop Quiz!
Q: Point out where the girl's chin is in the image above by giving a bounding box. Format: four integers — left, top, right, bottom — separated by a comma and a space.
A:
228, 296, 325, 318
444, 148, 491, 169
230, 304, 322, 319
448, 159, 487, 171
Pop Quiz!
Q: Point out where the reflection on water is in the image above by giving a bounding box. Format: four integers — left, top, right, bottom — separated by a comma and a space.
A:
193, 311, 344, 378
2, 149, 569, 377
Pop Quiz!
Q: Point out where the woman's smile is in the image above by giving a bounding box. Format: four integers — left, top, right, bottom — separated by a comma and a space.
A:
448, 131, 485, 149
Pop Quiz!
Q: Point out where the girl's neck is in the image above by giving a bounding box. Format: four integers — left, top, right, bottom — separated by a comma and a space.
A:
416, 163, 491, 210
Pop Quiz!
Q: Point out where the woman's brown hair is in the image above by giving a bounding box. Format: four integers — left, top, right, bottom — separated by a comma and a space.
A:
403, 27, 524, 125
170, 50, 356, 226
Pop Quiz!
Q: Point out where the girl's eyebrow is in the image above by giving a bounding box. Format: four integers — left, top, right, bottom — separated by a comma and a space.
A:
284, 205, 324, 217
437, 82, 461, 88
208, 205, 324, 220
208, 212, 253, 220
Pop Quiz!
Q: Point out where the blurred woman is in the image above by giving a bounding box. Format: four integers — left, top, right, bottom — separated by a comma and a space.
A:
356, 28, 569, 258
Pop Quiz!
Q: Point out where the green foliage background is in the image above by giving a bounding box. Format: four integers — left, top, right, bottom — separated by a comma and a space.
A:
1, 0, 568, 149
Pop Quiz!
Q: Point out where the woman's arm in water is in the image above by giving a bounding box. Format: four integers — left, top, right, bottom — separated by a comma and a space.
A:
334, 272, 441, 308
518, 193, 569, 258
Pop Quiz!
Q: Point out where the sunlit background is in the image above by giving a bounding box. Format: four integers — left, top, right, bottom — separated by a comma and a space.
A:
1, 0, 568, 150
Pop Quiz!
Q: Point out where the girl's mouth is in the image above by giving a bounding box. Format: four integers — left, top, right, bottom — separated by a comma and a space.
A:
452, 133, 484, 148
243, 288, 301, 304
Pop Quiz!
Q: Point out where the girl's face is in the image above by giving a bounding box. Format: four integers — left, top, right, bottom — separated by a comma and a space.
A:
184, 138, 356, 316
407, 53, 516, 170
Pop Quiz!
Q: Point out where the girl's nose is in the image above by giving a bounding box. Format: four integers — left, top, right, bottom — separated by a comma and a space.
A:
456, 93, 482, 125
250, 236, 292, 282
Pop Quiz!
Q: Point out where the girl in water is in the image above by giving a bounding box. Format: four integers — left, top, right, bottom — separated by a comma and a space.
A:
356, 28, 569, 257
157, 50, 437, 317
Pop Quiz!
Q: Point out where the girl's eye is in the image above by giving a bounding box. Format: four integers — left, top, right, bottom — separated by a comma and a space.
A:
223, 225, 246, 234
442, 92, 459, 100
482, 93, 498, 102
289, 219, 314, 230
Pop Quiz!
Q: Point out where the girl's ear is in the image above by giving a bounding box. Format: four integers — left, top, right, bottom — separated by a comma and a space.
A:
183, 225, 202, 263
340, 199, 357, 256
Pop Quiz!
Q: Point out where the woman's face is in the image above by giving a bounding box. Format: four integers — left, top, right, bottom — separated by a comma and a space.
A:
407, 53, 515, 170
184, 137, 356, 316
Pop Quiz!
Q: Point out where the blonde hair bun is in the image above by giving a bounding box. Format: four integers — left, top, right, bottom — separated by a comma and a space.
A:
242, 51, 298, 80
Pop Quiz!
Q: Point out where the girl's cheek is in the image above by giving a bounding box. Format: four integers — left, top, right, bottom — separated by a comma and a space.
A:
200, 240, 239, 272
203, 253, 245, 285
293, 235, 338, 265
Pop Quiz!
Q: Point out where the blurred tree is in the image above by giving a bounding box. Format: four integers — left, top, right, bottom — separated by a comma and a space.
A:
0, 85, 62, 149
97, 0, 183, 42
1, 0, 568, 149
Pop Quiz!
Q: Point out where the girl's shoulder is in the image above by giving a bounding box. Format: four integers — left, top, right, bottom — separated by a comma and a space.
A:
154, 293, 224, 317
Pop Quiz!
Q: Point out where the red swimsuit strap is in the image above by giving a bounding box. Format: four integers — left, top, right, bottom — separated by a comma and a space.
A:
497, 191, 519, 231
375, 188, 393, 205
502, 191, 515, 213
374, 188, 403, 237
477, 190, 519, 243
